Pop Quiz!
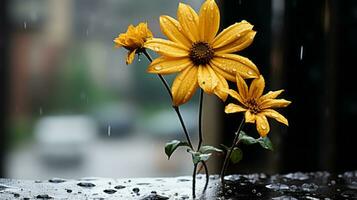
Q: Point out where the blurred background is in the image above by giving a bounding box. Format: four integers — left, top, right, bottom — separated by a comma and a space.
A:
0, 0, 356, 179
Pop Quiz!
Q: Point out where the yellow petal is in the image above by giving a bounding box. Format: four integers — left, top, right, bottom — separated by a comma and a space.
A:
256, 114, 270, 137
210, 61, 235, 81
126, 49, 136, 65
145, 38, 189, 58
172, 66, 199, 106
147, 57, 192, 75
260, 99, 291, 109
235, 74, 249, 100
214, 73, 229, 101
215, 31, 256, 54
160, 15, 192, 48
212, 20, 254, 49
225, 103, 247, 113
260, 89, 284, 101
221, 88, 244, 103
245, 110, 256, 123
177, 3, 200, 42
248, 75, 265, 99
212, 54, 260, 79
198, 0, 220, 42
198, 65, 219, 94
261, 109, 289, 126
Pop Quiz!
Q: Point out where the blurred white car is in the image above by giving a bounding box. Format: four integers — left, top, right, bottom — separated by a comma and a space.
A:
34, 115, 97, 167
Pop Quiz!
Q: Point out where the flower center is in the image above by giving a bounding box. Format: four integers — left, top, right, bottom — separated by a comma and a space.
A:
189, 42, 214, 66
246, 99, 261, 114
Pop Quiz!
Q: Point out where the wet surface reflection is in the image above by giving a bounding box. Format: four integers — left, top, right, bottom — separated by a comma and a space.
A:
0, 171, 356, 199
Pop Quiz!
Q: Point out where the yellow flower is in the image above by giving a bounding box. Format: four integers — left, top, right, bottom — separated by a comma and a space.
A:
224, 75, 291, 137
144, 0, 259, 106
114, 23, 153, 65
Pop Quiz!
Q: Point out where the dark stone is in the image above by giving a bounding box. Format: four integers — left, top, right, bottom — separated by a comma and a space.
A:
48, 178, 66, 183
141, 194, 169, 200
103, 189, 117, 194
132, 187, 140, 193
114, 185, 125, 190
77, 182, 96, 188
36, 194, 53, 199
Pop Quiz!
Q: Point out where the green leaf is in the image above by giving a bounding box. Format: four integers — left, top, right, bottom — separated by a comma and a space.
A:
230, 147, 243, 164
165, 140, 190, 159
258, 137, 274, 151
220, 144, 230, 151
199, 145, 223, 154
238, 131, 258, 145
187, 150, 212, 164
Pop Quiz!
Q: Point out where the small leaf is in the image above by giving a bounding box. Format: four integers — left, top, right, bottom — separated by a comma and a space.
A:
258, 137, 274, 151
238, 131, 258, 145
200, 145, 223, 154
230, 147, 243, 164
187, 150, 212, 164
220, 144, 230, 151
165, 140, 190, 159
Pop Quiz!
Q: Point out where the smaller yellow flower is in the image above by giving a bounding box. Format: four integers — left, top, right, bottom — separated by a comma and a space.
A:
114, 23, 153, 64
224, 75, 291, 137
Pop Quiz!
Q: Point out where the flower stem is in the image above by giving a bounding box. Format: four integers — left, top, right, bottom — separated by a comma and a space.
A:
220, 117, 245, 185
142, 50, 172, 99
197, 89, 204, 150
201, 161, 209, 191
173, 106, 194, 149
192, 163, 198, 198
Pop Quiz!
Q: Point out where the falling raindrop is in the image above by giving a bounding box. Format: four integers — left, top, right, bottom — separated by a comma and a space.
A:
300, 45, 304, 60
107, 125, 111, 137
23, 22, 27, 29
238, 0, 242, 5
138, 53, 141, 62
39, 107, 43, 115
86, 29, 89, 36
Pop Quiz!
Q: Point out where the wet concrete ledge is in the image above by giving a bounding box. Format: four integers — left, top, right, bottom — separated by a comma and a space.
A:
0, 171, 356, 199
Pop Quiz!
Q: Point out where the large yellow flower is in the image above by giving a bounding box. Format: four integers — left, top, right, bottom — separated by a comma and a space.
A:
114, 23, 153, 65
224, 75, 291, 137
144, 0, 259, 106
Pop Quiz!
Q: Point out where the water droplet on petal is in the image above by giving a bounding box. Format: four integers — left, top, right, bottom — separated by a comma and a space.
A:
247, 71, 254, 75
261, 124, 267, 130
154, 66, 162, 71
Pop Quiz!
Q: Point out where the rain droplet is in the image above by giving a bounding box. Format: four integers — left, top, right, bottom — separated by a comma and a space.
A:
247, 71, 254, 75
154, 66, 162, 71
86, 29, 89, 36
107, 125, 111, 137
261, 125, 267, 130
23, 22, 27, 29
236, 33, 241, 37
300, 45, 304, 60
162, 18, 167, 22
232, 68, 237, 72
154, 47, 160, 51
39, 107, 43, 115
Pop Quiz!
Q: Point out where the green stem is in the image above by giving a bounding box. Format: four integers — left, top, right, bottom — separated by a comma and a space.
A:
192, 163, 198, 198
197, 89, 204, 150
142, 50, 193, 149
173, 106, 194, 149
201, 161, 209, 191
142, 50, 172, 99
220, 117, 245, 185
